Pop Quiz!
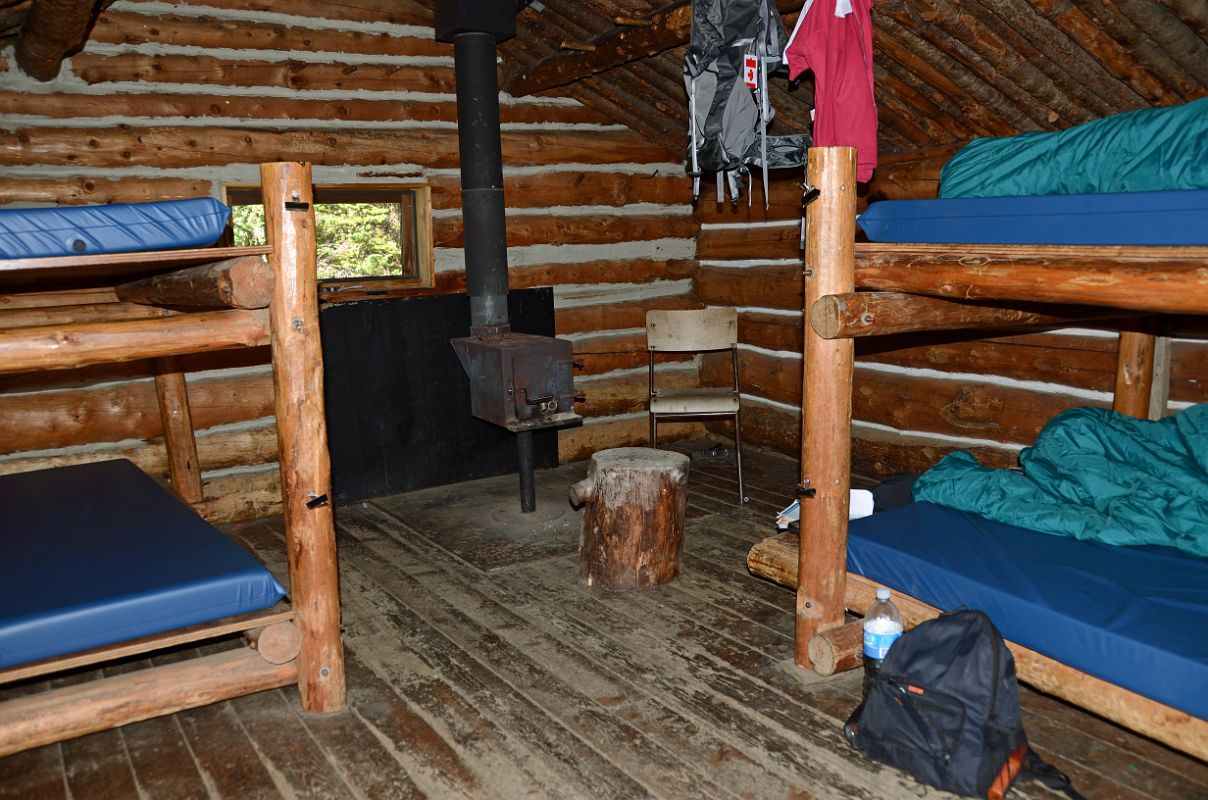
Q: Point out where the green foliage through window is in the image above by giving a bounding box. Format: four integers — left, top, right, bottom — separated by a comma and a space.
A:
230, 192, 421, 282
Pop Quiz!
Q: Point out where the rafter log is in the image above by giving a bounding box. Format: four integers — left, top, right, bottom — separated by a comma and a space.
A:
14, 0, 103, 81
509, 1, 809, 97
508, 1, 693, 96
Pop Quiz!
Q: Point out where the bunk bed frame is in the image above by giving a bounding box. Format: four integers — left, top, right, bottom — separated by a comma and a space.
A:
0, 162, 345, 756
749, 147, 1208, 761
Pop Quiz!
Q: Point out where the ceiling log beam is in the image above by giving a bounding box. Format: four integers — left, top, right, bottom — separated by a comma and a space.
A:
507, 1, 693, 97
14, 0, 103, 81
1025, 0, 1174, 104
508, 1, 813, 98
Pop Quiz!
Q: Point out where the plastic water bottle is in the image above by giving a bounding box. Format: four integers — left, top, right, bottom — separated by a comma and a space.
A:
862, 588, 903, 700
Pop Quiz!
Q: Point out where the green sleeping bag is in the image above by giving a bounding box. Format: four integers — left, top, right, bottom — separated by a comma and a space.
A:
938, 98, 1208, 198
913, 404, 1208, 557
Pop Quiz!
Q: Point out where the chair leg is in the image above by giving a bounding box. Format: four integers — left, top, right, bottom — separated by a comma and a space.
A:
734, 410, 747, 503
649, 414, 656, 448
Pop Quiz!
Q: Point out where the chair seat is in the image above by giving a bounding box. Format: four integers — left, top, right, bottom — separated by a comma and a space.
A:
651, 388, 740, 415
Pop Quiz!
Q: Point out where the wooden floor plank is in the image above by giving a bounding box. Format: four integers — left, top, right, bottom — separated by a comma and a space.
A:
0, 681, 66, 800
223, 686, 359, 800
365, 500, 945, 800
335, 516, 683, 799
237, 519, 648, 800
47, 669, 142, 800
351, 503, 808, 800
172, 700, 288, 800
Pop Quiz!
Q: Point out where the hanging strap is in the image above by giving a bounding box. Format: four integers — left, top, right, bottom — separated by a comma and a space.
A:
689, 73, 701, 200
758, 54, 770, 210
1017, 748, 1088, 800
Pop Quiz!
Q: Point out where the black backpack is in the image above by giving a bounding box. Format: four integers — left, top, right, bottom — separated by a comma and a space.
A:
844, 610, 1084, 799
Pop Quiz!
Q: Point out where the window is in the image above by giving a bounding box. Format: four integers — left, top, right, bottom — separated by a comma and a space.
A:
225, 184, 433, 293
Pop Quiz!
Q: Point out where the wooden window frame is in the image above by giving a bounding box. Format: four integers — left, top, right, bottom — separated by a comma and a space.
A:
223, 183, 434, 300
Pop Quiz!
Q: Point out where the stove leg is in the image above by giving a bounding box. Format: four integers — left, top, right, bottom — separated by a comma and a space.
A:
518, 430, 536, 513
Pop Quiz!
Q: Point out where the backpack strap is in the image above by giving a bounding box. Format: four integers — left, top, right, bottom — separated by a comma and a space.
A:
1016, 747, 1088, 800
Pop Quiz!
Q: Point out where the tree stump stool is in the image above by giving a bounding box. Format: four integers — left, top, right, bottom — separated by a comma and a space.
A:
570, 447, 689, 589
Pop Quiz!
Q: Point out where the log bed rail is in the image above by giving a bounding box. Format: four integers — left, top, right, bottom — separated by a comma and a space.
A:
748, 146, 1208, 762
0, 162, 345, 757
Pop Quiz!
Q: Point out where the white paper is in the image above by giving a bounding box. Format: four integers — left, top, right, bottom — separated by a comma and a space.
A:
775, 489, 876, 530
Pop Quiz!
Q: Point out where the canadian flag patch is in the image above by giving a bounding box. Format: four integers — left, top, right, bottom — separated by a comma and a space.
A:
743, 54, 758, 88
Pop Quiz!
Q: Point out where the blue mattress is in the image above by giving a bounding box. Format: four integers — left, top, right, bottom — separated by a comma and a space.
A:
857, 189, 1208, 246
0, 198, 230, 259
847, 502, 1208, 720
0, 459, 286, 670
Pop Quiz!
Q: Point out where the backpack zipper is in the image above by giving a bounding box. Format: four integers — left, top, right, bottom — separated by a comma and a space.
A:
888, 679, 961, 763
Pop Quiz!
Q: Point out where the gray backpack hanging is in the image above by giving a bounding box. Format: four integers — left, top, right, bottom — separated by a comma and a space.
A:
684, 0, 811, 207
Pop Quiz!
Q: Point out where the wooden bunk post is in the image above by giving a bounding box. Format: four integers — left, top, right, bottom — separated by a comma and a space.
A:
153, 356, 204, 504
1113, 319, 1157, 419
261, 161, 346, 713
796, 146, 858, 668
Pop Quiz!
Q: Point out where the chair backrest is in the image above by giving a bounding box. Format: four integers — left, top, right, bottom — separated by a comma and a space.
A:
646, 308, 738, 352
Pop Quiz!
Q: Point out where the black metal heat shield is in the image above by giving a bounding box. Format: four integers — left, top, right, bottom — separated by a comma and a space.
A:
451, 333, 582, 433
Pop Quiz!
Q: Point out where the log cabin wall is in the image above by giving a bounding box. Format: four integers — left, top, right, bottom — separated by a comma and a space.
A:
0, 0, 698, 520
695, 168, 1208, 478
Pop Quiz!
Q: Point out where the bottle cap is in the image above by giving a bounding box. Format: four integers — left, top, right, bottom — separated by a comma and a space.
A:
875, 588, 891, 601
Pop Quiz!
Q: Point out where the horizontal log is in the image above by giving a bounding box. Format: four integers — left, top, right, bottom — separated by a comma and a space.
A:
0, 419, 279, 478
0, 608, 292, 686
747, 535, 1208, 762
857, 330, 1122, 393
0, 175, 211, 205
70, 53, 458, 93
195, 465, 281, 523
854, 244, 1208, 314
427, 171, 687, 211
433, 213, 696, 249
557, 415, 702, 463
511, 258, 695, 292
865, 142, 966, 201
0, 302, 171, 330
0, 342, 267, 394
0, 286, 119, 311
574, 368, 699, 419
93, 10, 451, 58
0, 245, 271, 283
0, 647, 297, 757
555, 295, 696, 336
738, 311, 803, 353
570, 330, 665, 376
695, 264, 802, 311
116, 0, 430, 26
0, 91, 611, 127
116, 256, 274, 309
1171, 341, 1208, 404
694, 174, 806, 226
734, 402, 1019, 475
2, 126, 672, 170
811, 292, 1139, 339
707, 349, 1098, 444
696, 223, 801, 262
0, 310, 270, 375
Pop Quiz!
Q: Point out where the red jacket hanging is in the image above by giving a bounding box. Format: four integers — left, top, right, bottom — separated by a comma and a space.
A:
784, 0, 878, 181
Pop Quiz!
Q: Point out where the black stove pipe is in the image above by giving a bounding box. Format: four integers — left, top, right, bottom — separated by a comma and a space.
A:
453, 31, 509, 334
441, 9, 538, 512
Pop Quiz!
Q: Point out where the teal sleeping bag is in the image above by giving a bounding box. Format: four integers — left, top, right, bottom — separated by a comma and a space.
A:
939, 98, 1208, 198
913, 404, 1208, 557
